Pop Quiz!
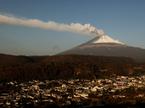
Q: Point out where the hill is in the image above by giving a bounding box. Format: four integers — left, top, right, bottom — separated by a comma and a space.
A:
0, 54, 145, 81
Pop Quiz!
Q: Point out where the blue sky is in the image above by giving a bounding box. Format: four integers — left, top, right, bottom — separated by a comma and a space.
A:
0, 0, 145, 55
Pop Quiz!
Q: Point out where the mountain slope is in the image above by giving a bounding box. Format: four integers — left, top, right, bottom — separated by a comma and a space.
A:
60, 35, 145, 62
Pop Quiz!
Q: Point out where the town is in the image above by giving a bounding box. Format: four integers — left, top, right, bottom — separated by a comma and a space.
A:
1, 75, 145, 107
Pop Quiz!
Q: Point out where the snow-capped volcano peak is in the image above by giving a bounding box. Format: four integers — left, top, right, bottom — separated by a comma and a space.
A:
60, 34, 145, 62
93, 35, 124, 45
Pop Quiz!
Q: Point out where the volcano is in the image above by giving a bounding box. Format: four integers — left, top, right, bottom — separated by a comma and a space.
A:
60, 35, 145, 62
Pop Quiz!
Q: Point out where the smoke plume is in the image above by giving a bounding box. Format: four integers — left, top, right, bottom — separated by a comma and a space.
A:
0, 14, 104, 36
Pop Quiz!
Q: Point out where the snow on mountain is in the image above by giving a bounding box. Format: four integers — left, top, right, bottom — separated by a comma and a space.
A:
93, 35, 124, 45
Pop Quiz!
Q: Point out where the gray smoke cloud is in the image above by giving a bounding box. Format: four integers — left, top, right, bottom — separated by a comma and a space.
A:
0, 14, 104, 36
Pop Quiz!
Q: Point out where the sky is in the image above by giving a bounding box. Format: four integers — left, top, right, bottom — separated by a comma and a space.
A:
0, 0, 145, 55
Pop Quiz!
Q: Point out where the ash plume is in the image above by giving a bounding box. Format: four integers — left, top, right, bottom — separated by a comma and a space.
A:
0, 14, 104, 36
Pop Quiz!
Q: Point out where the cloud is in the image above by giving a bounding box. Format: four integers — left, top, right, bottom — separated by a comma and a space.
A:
0, 14, 104, 36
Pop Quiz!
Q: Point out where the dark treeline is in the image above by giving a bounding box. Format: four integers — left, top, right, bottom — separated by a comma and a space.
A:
0, 54, 145, 81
